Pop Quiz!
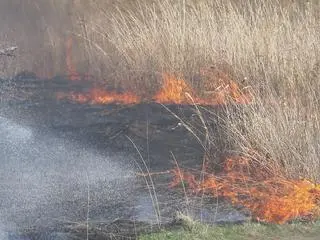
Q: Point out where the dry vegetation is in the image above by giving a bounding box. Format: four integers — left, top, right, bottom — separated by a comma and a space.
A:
140, 220, 320, 240
97, 0, 320, 180
0, 0, 319, 180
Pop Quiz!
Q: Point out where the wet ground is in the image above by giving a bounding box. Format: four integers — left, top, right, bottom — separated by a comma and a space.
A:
0, 75, 248, 239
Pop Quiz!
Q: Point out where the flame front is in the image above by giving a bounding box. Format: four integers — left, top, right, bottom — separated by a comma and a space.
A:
60, 36, 250, 105
54, 64, 320, 223
153, 73, 197, 104
153, 73, 251, 105
57, 88, 140, 105
170, 157, 320, 224
56, 72, 251, 105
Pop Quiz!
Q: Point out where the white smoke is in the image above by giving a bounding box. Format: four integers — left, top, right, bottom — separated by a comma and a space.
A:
0, 116, 136, 235
0, 116, 33, 144
0, 222, 8, 240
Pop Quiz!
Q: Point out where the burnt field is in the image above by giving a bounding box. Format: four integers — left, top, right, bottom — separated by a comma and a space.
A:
1, 1, 319, 239
0, 74, 247, 239
1, 73, 213, 161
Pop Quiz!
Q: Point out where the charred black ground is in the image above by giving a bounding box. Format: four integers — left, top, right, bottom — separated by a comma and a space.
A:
0, 74, 247, 240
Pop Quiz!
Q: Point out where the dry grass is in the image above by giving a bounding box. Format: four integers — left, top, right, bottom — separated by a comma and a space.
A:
98, 0, 320, 179
0, 0, 319, 179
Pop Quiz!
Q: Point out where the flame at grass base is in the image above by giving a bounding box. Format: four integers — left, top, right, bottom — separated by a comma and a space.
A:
56, 73, 251, 105
170, 157, 320, 224
153, 73, 196, 104
153, 73, 251, 105
56, 88, 140, 105
59, 36, 251, 105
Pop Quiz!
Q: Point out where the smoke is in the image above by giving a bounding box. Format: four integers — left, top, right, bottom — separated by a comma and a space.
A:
0, 0, 107, 78
0, 116, 136, 234
0, 223, 8, 240
0, 0, 75, 77
0, 116, 33, 143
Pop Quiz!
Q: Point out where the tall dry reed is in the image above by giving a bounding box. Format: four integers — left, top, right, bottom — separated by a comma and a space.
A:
99, 0, 320, 179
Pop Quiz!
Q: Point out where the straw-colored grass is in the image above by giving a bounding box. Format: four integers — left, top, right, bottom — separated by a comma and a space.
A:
98, 0, 320, 180
1, 0, 319, 180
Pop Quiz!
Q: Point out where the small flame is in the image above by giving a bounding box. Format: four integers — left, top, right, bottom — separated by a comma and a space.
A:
57, 88, 140, 105
170, 157, 320, 224
153, 73, 196, 104
56, 72, 251, 105
153, 73, 251, 105
201, 67, 252, 105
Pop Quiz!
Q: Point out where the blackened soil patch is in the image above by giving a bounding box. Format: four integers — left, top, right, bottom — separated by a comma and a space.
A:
0, 75, 248, 239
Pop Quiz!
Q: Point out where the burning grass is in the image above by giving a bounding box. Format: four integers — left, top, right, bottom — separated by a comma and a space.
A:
56, 72, 251, 105
153, 73, 194, 104
1, 0, 319, 228
56, 88, 140, 105
55, 0, 319, 223
170, 156, 320, 224
154, 72, 251, 105
102, 0, 320, 184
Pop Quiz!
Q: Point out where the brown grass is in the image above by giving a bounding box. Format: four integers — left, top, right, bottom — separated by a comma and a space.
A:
0, 0, 319, 179
98, 0, 320, 179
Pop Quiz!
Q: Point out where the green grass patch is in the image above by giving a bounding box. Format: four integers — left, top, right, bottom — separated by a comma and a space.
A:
139, 221, 320, 240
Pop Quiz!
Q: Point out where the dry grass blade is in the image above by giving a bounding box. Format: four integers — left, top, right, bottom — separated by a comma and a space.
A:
126, 135, 161, 227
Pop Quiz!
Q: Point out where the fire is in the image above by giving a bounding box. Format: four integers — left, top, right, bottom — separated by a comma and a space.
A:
153, 73, 197, 104
57, 88, 140, 105
200, 67, 252, 105
170, 157, 320, 224
61, 37, 250, 105
153, 73, 251, 105
56, 71, 251, 105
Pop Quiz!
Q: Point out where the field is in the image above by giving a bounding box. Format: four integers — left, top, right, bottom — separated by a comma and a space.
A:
0, 0, 320, 239
140, 220, 320, 240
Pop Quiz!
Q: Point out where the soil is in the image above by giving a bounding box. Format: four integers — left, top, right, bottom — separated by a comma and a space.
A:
0, 74, 248, 239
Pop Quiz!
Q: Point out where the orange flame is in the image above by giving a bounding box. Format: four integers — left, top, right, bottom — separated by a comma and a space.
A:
56, 72, 251, 105
170, 157, 320, 224
153, 73, 251, 105
200, 67, 252, 105
57, 88, 140, 105
153, 73, 197, 104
